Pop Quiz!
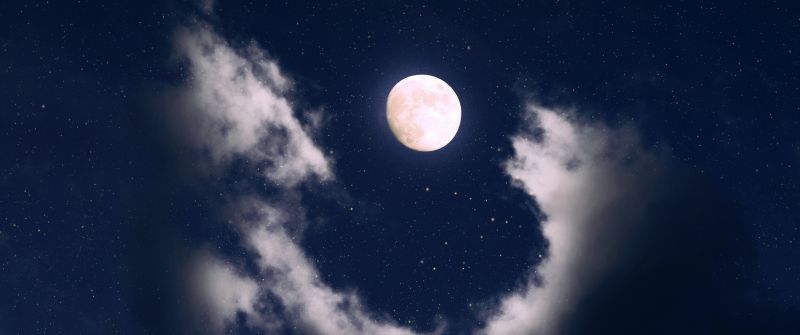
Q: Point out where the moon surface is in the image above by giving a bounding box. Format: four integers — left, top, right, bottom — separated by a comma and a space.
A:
386, 74, 461, 151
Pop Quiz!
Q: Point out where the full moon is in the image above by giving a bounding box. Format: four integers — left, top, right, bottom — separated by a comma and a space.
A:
386, 74, 461, 151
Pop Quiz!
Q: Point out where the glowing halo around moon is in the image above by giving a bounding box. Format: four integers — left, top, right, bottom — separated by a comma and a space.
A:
386, 74, 461, 152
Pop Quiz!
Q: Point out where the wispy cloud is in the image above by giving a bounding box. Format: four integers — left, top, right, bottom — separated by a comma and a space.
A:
190, 252, 267, 332
174, 23, 331, 186
173, 22, 433, 335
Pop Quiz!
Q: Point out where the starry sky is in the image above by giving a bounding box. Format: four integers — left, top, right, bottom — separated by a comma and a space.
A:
1, 1, 799, 334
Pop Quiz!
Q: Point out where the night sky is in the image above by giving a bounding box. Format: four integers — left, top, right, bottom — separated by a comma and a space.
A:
2, 1, 799, 334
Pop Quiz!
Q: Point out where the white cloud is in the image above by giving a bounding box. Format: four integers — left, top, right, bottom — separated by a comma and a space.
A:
190, 201, 433, 335
175, 23, 331, 186
481, 104, 667, 335
191, 252, 270, 332
175, 23, 431, 335
244, 204, 435, 335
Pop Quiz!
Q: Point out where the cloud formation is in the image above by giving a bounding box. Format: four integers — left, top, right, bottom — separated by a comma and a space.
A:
175, 23, 331, 185
191, 201, 428, 335
173, 23, 428, 335
482, 104, 743, 335
191, 252, 263, 332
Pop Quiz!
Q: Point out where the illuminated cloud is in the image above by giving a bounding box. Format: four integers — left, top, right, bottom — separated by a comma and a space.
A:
191, 253, 267, 332
175, 23, 331, 186
174, 22, 433, 335
482, 104, 740, 335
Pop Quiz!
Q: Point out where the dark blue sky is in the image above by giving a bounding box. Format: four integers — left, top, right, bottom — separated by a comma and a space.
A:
1, 1, 798, 334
